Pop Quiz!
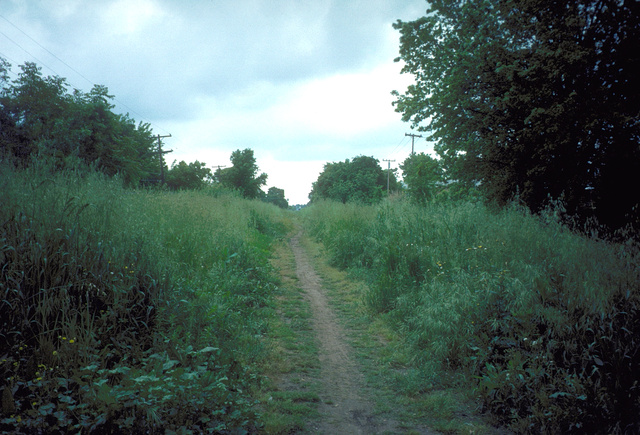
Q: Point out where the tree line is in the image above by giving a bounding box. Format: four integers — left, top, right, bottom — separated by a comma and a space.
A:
308, 153, 458, 206
311, 0, 639, 232
391, 0, 639, 233
0, 59, 288, 208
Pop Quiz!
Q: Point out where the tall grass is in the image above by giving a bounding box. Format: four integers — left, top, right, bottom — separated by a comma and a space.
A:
0, 163, 288, 432
303, 198, 640, 433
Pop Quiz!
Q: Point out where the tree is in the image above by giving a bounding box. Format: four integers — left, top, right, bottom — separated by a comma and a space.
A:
214, 149, 267, 199
392, 0, 640, 230
265, 187, 289, 209
400, 153, 444, 204
0, 59, 157, 185
166, 160, 213, 190
310, 155, 398, 204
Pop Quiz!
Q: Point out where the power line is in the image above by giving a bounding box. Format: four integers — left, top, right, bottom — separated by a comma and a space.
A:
0, 13, 170, 135
0, 13, 95, 87
388, 134, 409, 158
0, 29, 59, 77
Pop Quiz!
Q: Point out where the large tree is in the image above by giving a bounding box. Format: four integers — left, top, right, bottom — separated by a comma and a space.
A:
310, 155, 398, 204
166, 160, 213, 190
400, 152, 444, 204
393, 0, 640, 230
0, 60, 157, 185
215, 148, 267, 199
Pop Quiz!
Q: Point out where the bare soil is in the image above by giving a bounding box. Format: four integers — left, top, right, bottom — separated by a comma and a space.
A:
289, 232, 400, 434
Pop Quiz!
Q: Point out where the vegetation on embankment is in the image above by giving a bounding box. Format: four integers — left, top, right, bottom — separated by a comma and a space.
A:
0, 162, 288, 433
302, 198, 640, 433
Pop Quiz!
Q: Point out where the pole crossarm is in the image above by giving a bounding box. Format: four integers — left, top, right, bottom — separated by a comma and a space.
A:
405, 133, 423, 154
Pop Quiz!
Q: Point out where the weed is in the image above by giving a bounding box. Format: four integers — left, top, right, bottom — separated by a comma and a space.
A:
0, 163, 288, 432
302, 197, 640, 433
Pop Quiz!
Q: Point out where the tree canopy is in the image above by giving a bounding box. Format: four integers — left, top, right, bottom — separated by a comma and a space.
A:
400, 153, 444, 204
214, 149, 267, 199
0, 60, 158, 185
393, 0, 640, 230
265, 187, 289, 209
166, 160, 212, 190
310, 155, 398, 204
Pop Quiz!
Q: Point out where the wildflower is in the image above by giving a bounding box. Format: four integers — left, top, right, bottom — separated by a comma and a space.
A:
52, 351, 58, 356
69, 339, 75, 344
16, 416, 21, 423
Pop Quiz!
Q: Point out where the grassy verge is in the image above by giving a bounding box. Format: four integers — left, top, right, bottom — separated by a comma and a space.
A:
257, 231, 323, 434
301, 199, 640, 433
297, 230, 499, 434
0, 163, 288, 433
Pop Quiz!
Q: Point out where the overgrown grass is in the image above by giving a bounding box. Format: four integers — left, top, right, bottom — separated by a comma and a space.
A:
0, 163, 288, 433
303, 198, 640, 433
296, 231, 497, 434
257, 236, 322, 433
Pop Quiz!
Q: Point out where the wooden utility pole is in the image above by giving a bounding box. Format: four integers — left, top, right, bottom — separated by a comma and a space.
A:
405, 133, 423, 154
156, 134, 172, 184
383, 159, 395, 194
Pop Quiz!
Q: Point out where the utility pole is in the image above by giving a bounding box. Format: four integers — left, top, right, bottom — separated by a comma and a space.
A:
383, 159, 395, 195
212, 165, 226, 182
156, 134, 172, 184
405, 133, 423, 154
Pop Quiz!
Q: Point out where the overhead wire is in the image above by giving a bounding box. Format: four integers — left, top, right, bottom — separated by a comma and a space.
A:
387, 135, 409, 163
0, 13, 170, 135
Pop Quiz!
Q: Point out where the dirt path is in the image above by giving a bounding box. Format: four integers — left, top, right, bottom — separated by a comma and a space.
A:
289, 231, 397, 434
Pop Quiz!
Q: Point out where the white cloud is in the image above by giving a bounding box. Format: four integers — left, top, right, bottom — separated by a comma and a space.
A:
267, 62, 412, 138
1, 0, 427, 204
103, 0, 166, 37
260, 157, 326, 205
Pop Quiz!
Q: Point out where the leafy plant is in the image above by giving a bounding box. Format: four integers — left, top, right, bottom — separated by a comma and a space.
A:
0, 163, 288, 433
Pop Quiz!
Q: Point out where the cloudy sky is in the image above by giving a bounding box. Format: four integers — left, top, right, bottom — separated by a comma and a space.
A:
1, 0, 430, 204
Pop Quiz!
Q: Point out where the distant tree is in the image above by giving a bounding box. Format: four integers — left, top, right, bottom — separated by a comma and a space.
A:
214, 148, 267, 199
265, 187, 288, 209
310, 155, 397, 204
392, 0, 640, 230
166, 160, 212, 190
400, 153, 444, 204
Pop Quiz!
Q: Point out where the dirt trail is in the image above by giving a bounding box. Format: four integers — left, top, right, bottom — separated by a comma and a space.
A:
289, 231, 397, 434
